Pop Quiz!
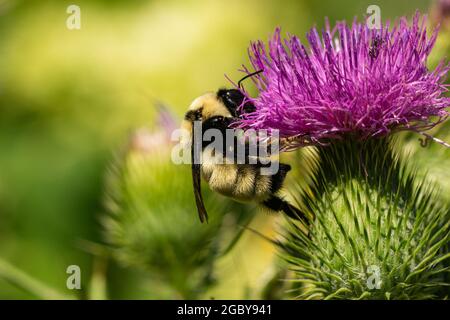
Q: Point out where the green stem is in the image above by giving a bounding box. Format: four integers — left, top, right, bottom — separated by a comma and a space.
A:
88, 256, 108, 300
0, 257, 74, 300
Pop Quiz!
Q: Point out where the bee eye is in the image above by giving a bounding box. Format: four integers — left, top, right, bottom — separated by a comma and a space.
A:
218, 89, 244, 110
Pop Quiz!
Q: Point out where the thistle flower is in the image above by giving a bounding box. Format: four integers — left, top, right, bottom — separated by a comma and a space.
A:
237, 12, 450, 147
231, 12, 450, 300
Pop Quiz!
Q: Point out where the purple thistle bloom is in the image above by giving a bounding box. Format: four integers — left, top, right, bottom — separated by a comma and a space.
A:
236, 12, 450, 147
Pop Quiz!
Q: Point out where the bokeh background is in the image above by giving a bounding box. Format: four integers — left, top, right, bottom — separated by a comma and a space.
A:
0, 0, 446, 299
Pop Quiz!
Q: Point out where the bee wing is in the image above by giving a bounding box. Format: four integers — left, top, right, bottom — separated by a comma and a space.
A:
191, 127, 208, 223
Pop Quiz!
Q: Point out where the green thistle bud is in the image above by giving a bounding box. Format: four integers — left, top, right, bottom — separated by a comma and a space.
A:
282, 139, 449, 300
101, 129, 241, 299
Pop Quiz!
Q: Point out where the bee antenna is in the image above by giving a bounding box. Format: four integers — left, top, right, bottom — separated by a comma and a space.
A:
237, 70, 264, 89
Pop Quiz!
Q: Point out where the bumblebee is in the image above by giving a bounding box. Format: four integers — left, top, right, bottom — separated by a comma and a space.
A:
182, 81, 306, 224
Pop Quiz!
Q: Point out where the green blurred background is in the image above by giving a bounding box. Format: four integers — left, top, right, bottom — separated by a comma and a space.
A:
0, 0, 443, 299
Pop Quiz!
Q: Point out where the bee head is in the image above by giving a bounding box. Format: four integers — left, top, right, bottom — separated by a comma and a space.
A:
184, 92, 230, 123
217, 89, 256, 117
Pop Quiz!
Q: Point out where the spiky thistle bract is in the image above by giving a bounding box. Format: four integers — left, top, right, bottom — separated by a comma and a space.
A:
282, 138, 449, 300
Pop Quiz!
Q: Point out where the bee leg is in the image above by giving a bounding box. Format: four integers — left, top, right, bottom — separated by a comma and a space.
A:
269, 163, 291, 194
262, 195, 310, 225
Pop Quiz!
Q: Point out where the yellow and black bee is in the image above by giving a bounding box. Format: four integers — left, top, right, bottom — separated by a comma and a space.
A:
182, 75, 306, 223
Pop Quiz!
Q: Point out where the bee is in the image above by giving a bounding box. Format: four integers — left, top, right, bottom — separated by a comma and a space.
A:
182, 73, 307, 224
